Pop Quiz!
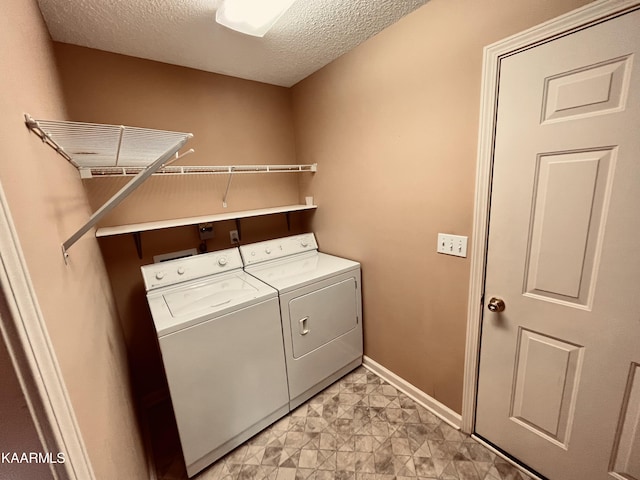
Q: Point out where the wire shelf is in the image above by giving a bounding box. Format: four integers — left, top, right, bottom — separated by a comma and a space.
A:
25, 115, 193, 169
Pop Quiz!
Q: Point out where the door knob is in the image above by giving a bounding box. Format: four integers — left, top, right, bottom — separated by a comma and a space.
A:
487, 297, 506, 313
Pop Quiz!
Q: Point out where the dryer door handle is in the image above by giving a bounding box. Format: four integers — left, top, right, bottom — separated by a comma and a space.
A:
298, 316, 310, 335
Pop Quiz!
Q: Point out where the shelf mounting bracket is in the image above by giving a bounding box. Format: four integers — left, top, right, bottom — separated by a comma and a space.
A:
235, 218, 242, 241
133, 232, 143, 259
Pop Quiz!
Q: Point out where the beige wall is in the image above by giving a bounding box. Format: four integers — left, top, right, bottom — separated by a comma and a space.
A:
292, 0, 591, 413
52, 44, 310, 396
0, 1, 148, 479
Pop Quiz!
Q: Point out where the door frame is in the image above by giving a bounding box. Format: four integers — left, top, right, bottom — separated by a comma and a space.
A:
461, 0, 640, 435
0, 180, 95, 479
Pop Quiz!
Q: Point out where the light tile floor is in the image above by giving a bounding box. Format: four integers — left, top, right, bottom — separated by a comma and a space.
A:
151, 367, 532, 480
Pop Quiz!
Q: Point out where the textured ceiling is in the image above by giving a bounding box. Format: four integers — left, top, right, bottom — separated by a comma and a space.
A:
37, 0, 429, 87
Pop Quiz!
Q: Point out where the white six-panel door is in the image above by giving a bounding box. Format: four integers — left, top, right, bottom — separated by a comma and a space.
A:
476, 8, 640, 480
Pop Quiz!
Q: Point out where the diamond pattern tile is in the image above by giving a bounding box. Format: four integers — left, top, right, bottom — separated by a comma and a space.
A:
150, 367, 534, 480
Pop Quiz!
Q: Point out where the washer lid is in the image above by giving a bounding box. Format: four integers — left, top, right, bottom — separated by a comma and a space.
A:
164, 275, 257, 317
146, 270, 277, 336
245, 251, 360, 293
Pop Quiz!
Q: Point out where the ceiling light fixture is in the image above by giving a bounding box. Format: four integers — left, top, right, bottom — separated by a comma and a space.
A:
216, 0, 298, 37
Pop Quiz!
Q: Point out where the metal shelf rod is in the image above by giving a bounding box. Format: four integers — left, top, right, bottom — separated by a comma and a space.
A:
81, 163, 318, 178
222, 167, 235, 208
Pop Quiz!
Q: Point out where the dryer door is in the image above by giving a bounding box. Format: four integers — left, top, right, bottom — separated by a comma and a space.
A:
288, 278, 358, 358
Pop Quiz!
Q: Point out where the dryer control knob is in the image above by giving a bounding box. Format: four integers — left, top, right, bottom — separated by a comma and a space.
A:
177, 267, 185, 275
300, 238, 309, 247
265, 247, 272, 254
218, 256, 228, 266
155, 271, 165, 280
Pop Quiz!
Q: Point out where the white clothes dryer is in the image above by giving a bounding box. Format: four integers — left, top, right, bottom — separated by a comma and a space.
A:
141, 248, 289, 477
240, 234, 363, 409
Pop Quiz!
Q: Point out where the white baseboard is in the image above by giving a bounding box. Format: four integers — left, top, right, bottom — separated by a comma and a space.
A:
362, 355, 462, 430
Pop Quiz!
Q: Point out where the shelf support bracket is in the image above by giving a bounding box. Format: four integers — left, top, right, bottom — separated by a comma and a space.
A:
114, 126, 125, 166
235, 218, 242, 241
61, 135, 192, 263
133, 232, 143, 259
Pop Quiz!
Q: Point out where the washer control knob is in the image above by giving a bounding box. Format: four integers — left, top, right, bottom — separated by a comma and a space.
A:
155, 271, 165, 280
177, 267, 185, 275
300, 238, 309, 247
265, 247, 272, 254
218, 256, 228, 266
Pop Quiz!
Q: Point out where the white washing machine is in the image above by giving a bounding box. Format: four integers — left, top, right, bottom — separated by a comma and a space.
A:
240, 233, 363, 409
141, 248, 289, 477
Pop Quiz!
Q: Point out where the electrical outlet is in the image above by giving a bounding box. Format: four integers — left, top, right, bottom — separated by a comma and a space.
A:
230, 230, 239, 244
437, 233, 468, 258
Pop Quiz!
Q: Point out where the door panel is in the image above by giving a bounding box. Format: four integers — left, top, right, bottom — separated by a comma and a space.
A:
524, 148, 616, 307
542, 56, 632, 123
510, 329, 584, 448
476, 8, 640, 480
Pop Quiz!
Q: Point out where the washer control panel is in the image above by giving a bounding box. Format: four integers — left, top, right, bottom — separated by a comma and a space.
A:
141, 248, 242, 291
240, 233, 318, 266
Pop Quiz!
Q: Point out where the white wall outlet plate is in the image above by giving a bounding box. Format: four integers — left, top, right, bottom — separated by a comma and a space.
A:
437, 233, 468, 258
